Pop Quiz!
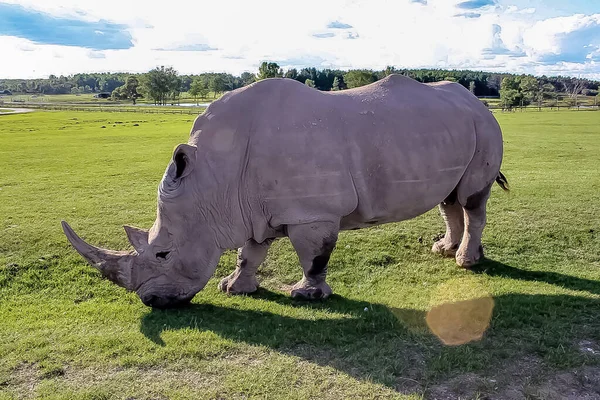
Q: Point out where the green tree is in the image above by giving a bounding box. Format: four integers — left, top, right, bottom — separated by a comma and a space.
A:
99, 75, 125, 93
469, 81, 476, 94
189, 78, 209, 104
343, 70, 377, 89
142, 66, 179, 105
539, 83, 556, 109
500, 77, 522, 110
168, 74, 182, 104
305, 79, 315, 88
117, 75, 141, 104
314, 69, 338, 90
209, 75, 227, 98
519, 75, 538, 106
179, 75, 193, 92
298, 67, 318, 83
111, 85, 126, 101
331, 76, 347, 91
331, 76, 341, 91
384, 66, 397, 76
256, 62, 283, 80
285, 68, 298, 80
240, 72, 255, 86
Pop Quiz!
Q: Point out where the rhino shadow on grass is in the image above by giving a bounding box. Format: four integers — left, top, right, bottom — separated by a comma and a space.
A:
139, 259, 600, 397
471, 260, 600, 295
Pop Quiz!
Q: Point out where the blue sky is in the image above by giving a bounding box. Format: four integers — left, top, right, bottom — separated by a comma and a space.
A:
0, 3, 132, 50
0, 0, 599, 78
499, 0, 600, 17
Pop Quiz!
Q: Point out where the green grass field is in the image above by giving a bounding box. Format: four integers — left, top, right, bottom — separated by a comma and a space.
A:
1, 110, 599, 399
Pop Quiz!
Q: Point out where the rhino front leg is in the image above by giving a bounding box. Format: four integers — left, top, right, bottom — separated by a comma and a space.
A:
219, 238, 274, 294
287, 221, 338, 300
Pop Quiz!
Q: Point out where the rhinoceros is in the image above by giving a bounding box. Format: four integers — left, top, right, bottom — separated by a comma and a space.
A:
62, 74, 508, 308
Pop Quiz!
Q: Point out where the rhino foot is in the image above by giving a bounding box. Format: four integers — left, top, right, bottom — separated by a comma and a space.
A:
455, 245, 484, 268
290, 280, 332, 300
218, 271, 259, 295
432, 238, 460, 257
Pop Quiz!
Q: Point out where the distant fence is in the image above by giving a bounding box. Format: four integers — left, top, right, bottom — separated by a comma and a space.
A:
13, 103, 205, 115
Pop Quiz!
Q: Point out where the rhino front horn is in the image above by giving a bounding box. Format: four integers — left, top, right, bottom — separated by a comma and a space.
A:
61, 221, 133, 290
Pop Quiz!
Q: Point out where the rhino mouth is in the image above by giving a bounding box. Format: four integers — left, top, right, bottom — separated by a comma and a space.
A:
135, 275, 199, 309
140, 293, 195, 309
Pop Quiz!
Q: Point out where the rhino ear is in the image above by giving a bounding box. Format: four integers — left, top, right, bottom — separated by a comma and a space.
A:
123, 225, 149, 253
171, 144, 196, 180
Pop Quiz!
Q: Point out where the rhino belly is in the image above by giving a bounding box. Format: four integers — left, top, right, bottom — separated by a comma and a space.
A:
340, 167, 465, 230
340, 124, 475, 229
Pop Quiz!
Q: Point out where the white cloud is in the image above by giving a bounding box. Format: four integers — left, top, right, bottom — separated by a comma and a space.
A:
522, 14, 600, 61
506, 5, 536, 14
0, 0, 599, 79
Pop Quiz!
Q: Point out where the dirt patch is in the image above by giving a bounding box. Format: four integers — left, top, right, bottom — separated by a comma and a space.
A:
426, 356, 600, 400
533, 368, 600, 400
3, 363, 39, 397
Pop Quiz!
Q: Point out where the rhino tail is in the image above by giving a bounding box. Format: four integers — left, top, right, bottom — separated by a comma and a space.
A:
495, 171, 509, 191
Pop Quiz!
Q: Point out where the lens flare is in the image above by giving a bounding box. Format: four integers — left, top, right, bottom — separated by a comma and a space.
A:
426, 277, 494, 346
391, 276, 494, 346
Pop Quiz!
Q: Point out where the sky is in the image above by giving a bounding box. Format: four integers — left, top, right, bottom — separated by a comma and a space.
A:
0, 0, 599, 79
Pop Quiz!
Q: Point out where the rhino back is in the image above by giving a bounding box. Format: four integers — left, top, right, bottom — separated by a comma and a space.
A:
243, 80, 358, 227
189, 77, 490, 234
333, 76, 480, 226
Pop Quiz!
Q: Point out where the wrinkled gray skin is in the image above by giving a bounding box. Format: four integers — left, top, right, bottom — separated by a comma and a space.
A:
62, 74, 507, 308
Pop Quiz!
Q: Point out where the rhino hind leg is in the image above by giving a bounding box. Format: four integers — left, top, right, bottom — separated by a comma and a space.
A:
455, 183, 492, 268
219, 238, 274, 294
287, 221, 338, 300
432, 190, 464, 257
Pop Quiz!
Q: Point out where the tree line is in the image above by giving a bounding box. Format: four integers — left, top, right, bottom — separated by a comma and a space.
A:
1, 63, 598, 107
497, 74, 597, 109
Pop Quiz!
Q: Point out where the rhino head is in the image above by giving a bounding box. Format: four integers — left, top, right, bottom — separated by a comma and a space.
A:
62, 143, 224, 309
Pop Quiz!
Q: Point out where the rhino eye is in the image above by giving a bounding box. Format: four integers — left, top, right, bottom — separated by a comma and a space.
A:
155, 251, 170, 260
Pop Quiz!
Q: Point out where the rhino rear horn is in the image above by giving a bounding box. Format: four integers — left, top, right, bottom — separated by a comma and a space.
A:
61, 221, 133, 290
123, 225, 149, 253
